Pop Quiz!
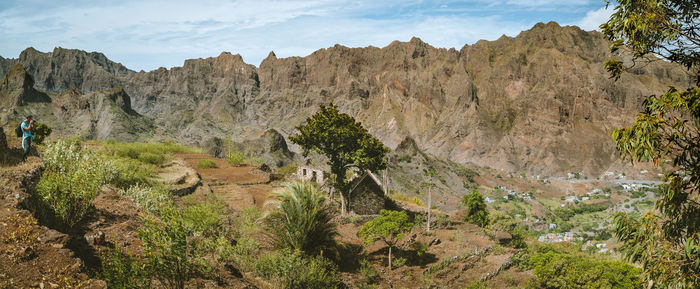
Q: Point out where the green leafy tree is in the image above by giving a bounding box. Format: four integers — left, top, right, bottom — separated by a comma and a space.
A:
603, 1, 700, 287
462, 190, 489, 227
290, 103, 389, 215
263, 181, 338, 256
358, 210, 413, 270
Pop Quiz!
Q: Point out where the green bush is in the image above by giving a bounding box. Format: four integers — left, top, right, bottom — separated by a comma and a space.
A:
197, 159, 218, 169
181, 195, 227, 237
117, 185, 171, 214
227, 151, 244, 166
525, 243, 642, 289
263, 181, 338, 256
411, 241, 430, 259
139, 205, 213, 289
99, 243, 151, 289
32, 121, 52, 144
487, 211, 527, 248
392, 257, 407, 269
137, 152, 166, 165
462, 190, 489, 227
531, 251, 642, 289
254, 248, 340, 289
246, 156, 265, 166
35, 139, 114, 228
359, 259, 379, 284
273, 163, 298, 179
110, 157, 157, 189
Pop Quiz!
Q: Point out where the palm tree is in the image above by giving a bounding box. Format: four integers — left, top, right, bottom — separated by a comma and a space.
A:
263, 181, 338, 256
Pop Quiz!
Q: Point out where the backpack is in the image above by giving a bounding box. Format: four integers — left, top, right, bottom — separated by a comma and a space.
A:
14, 122, 23, 138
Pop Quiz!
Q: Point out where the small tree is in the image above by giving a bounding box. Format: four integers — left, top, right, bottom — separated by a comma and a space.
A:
263, 181, 338, 256
290, 104, 389, 215
462, 190, 489, 227
358, 210, 413, 270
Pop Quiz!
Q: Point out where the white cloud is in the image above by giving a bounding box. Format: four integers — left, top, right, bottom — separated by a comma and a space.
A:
577, 6, 614, 31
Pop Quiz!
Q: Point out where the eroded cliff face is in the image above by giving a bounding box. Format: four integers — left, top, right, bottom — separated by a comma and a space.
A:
0, 22, 690, 176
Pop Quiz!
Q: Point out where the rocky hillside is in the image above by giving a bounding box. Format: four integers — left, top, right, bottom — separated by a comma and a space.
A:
0, 22, 690, 177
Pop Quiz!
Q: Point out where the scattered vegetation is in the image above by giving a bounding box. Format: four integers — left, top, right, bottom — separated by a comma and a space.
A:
100, 140, 199, 166
253, 248, 341, 289
525, 243, 642, 289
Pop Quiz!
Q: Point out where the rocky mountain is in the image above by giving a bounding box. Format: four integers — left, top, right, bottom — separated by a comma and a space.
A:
0, 22, 690, 177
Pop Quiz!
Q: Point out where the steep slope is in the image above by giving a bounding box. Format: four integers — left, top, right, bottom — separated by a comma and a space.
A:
0, 64, 152, 141
0, 64, 51, 106
0, 22, 690, 177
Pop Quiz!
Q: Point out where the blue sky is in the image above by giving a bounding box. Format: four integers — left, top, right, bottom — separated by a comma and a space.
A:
0, 0, 614, 71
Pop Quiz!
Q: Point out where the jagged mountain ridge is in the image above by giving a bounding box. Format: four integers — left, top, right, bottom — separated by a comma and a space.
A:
0, 22, 690, 177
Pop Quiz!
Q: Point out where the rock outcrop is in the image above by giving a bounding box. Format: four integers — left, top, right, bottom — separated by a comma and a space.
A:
0, 64, 50, 106
0, 22, 690, 177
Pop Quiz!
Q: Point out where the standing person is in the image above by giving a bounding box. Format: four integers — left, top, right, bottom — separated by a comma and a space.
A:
21, 115, 34, 161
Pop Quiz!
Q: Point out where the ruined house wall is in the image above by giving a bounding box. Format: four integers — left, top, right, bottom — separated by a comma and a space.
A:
348, 176, 386, 215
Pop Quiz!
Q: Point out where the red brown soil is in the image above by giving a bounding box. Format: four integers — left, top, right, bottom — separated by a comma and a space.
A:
176, 153, 268, 185
0, 155, 106, 288
175, 153, 279, 212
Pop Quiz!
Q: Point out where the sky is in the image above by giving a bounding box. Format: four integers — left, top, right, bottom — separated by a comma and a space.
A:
0, 0, 614, 71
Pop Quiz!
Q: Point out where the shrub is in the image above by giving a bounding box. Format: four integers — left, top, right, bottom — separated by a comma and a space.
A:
254, 248, 340, 289
227, 151, 244, 166
246, 156, 265, 166
197, 159, 218, 169
181, 195, 227, 237
110, 157, 157, 189
411, 241, 430, 259
139, 205, 213, 289
487, 211, 527, 248
274, 163, 298, 179
35, 139, 114, 228
263, 181, 338, 256
32, 121, 52, 144
392, 257, 407, 269
530, 249, 642, 289
413, 214, 425, 228
117, 185, 171, 214
99, 243, 151, 289
359, 259, 379, 284
462, 190, 489, 227
434, 213, 451, 228
137, 152, 166, 165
